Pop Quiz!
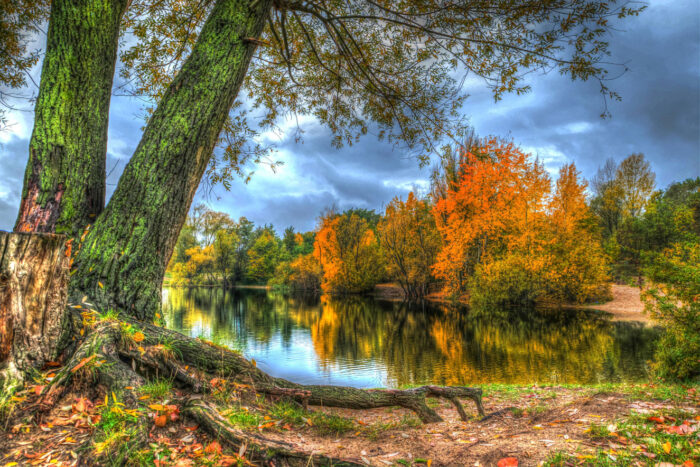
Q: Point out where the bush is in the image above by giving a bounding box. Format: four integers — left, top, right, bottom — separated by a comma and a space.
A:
269, 254, 321, 292
470, 254, 544, 308
643, 242, 700, 381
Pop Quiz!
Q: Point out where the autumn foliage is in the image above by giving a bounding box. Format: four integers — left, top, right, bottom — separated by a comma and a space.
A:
313, 212, 384, 294
378, 193, 441, 299
432, 139, 609, 306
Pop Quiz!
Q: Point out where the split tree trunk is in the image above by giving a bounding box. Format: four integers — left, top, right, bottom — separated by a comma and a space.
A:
0, 232, 70, 383
14, 0, 128, 237
70, 0, 274, 321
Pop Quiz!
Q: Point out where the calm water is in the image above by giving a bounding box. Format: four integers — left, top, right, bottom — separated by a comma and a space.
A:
162, 287, 659, 388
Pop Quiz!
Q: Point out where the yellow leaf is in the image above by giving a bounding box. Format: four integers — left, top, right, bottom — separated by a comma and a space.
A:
138, 395, 151, 400
148, 404, 165, 412
251, 358, 256, 367
112, 392, 118, 403
663, 441, 672, 454
132, 331, 145, 343
98, 282, 104, 289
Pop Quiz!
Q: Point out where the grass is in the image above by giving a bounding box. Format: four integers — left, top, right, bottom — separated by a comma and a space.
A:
364, 414, 422, 441
268, 401, 355, 436
479, 382, 696, 404
92, 394, 150, 466
542, 408, 699, 466
138, 379, 173, 400
226, 405, 263, 428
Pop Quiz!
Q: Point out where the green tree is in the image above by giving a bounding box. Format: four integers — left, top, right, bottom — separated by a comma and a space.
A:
616, 153, 656, 218
590, 158, 622, 239
247, 230, 281, 284
213, 228, 240, 288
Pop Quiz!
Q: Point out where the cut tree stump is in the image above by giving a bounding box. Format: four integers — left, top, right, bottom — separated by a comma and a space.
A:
0, 231, 70, 380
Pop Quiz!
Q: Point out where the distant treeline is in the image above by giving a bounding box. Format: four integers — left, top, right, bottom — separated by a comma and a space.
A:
168, 136, 695, 301
168, 138, 698, 379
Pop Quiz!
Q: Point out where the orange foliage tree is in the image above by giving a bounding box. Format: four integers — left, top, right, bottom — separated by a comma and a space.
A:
378, 192, 441, 299
313, 212, 384, 294
432, 139, 608, 305
432, 138, 551, 299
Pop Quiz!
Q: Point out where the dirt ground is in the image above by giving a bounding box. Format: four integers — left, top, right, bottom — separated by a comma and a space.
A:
2, 385, 697, 467
261, 387, 698, 466
583, 284, 650, 324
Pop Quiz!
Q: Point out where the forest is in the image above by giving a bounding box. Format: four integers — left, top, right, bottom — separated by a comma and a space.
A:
0, 0, 698, 466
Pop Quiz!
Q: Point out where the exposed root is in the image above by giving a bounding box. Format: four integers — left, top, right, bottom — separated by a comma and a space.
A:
184, 398, 363, 466
40, 319, 144, 410
126, 317, 486, 423
26, 311, 486, 465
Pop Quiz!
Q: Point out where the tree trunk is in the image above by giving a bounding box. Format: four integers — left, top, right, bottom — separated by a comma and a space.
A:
0, 232, 70, 384
70, 0, 273, 321
14, 0, 128, 237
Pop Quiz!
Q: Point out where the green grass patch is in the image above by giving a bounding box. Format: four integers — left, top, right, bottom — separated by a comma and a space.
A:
138, 379, 173, 400
543, 408, 699, 466
93, 394, 149, 466
269, 401, 354, 436
226, 406, 263, 428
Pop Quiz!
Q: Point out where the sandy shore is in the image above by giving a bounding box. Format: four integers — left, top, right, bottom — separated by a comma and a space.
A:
584, 284, 650, 323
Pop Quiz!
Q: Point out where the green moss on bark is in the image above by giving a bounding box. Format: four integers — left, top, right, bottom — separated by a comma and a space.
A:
70, 0, 273, 321
15, 0, 128, 237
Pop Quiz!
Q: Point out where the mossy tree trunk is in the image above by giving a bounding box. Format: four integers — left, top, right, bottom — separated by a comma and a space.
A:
0, 232, 70, 391
14, 0, 128, 238
69, 0, 273, 321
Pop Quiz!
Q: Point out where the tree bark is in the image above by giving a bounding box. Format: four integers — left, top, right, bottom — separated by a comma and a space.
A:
0, 232, 70, 381
14, 0, 128, 237
70, 0, 273, 321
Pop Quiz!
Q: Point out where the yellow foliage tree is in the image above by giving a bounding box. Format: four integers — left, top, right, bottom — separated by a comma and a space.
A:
378, 192, 441, 299
313, 213, 384, 293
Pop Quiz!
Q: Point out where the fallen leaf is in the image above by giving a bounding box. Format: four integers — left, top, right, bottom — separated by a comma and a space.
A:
204, 441, 222, 455
70, 355, 96, 373
132, 332, 145, 343
497, 458, 518, 467
154, 415, 167, 427
662, 441, 671, 454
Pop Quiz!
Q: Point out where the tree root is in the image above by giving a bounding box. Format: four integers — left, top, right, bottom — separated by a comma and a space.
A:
184, 397, 362, 466
31, 312, 486, 465
127, 317, 486, 423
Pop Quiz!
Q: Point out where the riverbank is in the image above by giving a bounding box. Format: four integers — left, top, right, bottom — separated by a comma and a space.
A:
374, 283, 651, 324
1, 382, 697, 466
583, 284, 650, 323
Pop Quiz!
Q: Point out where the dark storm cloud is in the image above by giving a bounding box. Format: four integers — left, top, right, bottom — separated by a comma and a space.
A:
464, 0, 700, 187
0, 0, 697, 233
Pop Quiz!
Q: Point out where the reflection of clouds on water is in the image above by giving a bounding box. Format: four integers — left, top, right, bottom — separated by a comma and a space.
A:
162, 288, 658, 388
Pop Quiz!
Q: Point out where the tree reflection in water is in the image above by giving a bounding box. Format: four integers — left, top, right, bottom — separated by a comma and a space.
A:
162, 287, 658, 388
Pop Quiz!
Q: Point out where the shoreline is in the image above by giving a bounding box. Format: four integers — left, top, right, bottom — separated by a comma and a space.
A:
164, 282, 652, 324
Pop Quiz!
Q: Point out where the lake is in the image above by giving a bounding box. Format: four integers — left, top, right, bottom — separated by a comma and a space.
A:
162, 287, 658, 388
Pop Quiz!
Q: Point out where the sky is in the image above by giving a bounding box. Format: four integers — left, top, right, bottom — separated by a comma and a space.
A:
1, 0, 699, 233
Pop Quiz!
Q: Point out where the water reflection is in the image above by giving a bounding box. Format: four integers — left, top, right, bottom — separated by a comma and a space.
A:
162, 287, 658, 388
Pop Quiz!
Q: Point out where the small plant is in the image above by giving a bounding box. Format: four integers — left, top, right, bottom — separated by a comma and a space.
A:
586, 422, 612, 438
139, 379, 173, 400
226, 406, 263, 428
98, 309, 120, 322
93, 393, 144, 464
